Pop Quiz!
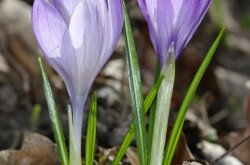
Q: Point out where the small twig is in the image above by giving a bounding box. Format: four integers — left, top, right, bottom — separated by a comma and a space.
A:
210, 135, 250, 165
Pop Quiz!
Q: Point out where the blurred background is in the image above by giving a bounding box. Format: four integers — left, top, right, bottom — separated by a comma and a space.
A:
0, 0, 249, 164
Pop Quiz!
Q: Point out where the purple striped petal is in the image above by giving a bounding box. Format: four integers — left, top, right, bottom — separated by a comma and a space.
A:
32, 0, 124, 162
175, 0, 211, 57
51, 0, 81, 24
137, 0, 211, 66
32, 0, 77, 100
155, 0, 173, 64
104, 0, 124, 61
32, 0, 124, 103
32, 0, 67, 59
69, 0, 103, 91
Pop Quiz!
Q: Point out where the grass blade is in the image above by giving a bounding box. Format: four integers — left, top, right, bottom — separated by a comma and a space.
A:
112, 75, 164, 165
122, 1, 147, 164
163, 28, 225, 165
85, 92, 97, 165
38, 57, 69, 165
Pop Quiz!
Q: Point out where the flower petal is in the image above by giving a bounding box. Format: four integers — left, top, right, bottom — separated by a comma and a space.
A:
32, 0, 67, 58
137, 0, 156, 23
137, 0, 211, 65
155, 0, 174, 64
69, 0, 103, 90
137, 0, 156, 55
51, 0, 81, 24
171, 0, 184, 23
49, 31, 78, 100
175, 0, 211, 57
103, 0, 124, 60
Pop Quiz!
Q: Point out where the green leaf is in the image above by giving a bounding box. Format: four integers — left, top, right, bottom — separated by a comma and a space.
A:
149, 45, 175, 165
147, 62, 160, 164
29, 104, 42, 129
85, 92, 97, 165
163, 27, 225, 165
144, 76, 164, 111
122, 1, 147, 165
38, 57, 69, 165
112, 75, 164, 165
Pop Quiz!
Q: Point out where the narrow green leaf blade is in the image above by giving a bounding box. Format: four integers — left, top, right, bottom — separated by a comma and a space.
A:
122, 1, 147, 164
144, 76, 164, 111
85, 92, 97, 165
29, 104, 42, 129
38, 57, 69, 165
147, 62, 160, 164
163, 28, 225, 165
112, 75, 164, 165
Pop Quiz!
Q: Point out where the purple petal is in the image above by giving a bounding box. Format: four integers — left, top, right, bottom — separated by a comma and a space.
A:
137, 0, 147, 18
32, 0, 67, 59
104, 0, 124, 60
69, 0, 103, 94
138, 0, 174, 65
137, 0, 156, 22
137, 0, 158, 35
51, 0, 81, 24
32, 0, 124, 162
137, 0, 211, 65
137, 0, 157, 55
32, 0, 80, 100
171, 0, 184, 23
155, 0, 174, 64
175, 0, 211, 57
49, 31, 78, 100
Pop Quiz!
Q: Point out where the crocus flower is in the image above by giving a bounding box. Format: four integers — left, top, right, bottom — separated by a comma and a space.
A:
137, 1, 211, 164
137, 0, 211, 65
32, 0, 123, 164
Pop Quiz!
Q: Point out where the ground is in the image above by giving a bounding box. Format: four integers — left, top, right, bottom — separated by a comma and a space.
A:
0, 0, 249, 164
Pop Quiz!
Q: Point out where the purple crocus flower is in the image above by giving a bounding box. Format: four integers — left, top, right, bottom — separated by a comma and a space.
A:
137, 0, 211, 65
32, 0, 123, 163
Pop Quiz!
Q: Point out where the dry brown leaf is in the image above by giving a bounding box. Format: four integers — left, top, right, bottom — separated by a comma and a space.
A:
172, 132, 195, 165
125, 147, 139, 165
0, 132, 60, 165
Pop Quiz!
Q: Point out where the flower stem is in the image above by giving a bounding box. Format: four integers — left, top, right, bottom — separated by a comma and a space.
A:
69, 95, 87, 165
